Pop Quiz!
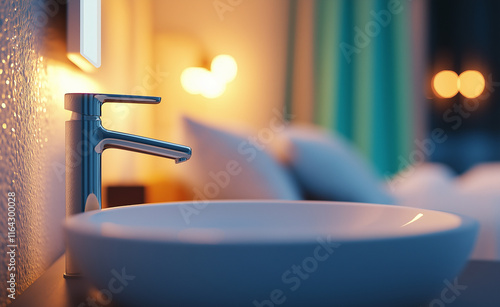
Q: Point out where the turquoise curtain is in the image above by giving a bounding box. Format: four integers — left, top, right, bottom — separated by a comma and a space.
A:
308, 0, 413, 177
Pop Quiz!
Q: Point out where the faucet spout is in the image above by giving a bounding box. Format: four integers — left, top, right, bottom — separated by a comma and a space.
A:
97, 127, 191, 163
64, 93, 192, 278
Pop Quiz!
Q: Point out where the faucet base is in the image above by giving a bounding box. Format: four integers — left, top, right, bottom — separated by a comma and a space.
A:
63, 273, 82, 279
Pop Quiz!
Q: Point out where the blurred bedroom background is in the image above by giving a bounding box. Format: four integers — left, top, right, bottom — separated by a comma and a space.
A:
1, 0, 500, 304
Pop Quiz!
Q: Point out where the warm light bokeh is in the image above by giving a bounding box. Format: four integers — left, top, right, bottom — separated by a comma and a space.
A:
458, 70, 485, 98
181, 67, 210, 95
432, 69, 486, 99
200, 73, 226, 99
432, 70, 459, 98
211, 54, 238, 83
180, 54, 237, 99
180, 66, 227, 99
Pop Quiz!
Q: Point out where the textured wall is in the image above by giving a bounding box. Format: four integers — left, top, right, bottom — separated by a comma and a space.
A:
0, 1, 66, 306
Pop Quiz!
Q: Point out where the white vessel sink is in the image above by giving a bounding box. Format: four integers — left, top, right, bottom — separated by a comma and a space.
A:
65, 200, 478, 307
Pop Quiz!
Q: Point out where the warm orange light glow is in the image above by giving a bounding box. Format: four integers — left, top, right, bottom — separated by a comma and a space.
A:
47, 61, 99, 103
200, 74, 226, 99
181, 67, 210, 95
432, 70, 459, 98
211, 54, 237, 83
67, 53, 98, 73
180, 54, 237, 99
432, 70, 486, 99
180, 67, 226, 99
458, 70, 485, 98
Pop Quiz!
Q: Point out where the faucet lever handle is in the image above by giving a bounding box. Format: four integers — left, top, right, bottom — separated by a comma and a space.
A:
65, 93, 161, 116
94, 94, 161, 104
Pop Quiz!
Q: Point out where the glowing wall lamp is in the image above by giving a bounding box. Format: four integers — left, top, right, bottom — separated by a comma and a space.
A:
181, 55, 237, 99
432, 70, 485, 99
432, 70, 459, 98
67, 0, 101, 72
458, 70, 485, 98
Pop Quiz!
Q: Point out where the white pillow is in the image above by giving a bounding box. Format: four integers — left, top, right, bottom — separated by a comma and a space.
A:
181, 117, 301, 200
457, 163, 500, 194
272, 125, 394, 204
389, 163, 456, 197
391, 163, 500, 260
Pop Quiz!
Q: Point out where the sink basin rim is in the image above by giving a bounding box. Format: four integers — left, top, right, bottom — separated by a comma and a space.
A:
64, 200, 478, 245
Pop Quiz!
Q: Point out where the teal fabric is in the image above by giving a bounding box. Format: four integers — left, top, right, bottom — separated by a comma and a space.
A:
311, 0, 413, 177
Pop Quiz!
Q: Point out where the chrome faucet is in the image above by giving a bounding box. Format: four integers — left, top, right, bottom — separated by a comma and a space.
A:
64, 93, 192, 278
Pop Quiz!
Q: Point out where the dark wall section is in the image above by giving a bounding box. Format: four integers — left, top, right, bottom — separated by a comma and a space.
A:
428, 0, 500, 173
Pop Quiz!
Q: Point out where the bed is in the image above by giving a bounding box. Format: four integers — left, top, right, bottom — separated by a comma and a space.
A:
181, 117, 500, 260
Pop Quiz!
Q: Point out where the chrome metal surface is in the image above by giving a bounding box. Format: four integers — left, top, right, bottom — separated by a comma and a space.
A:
64, 93, 191, 277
